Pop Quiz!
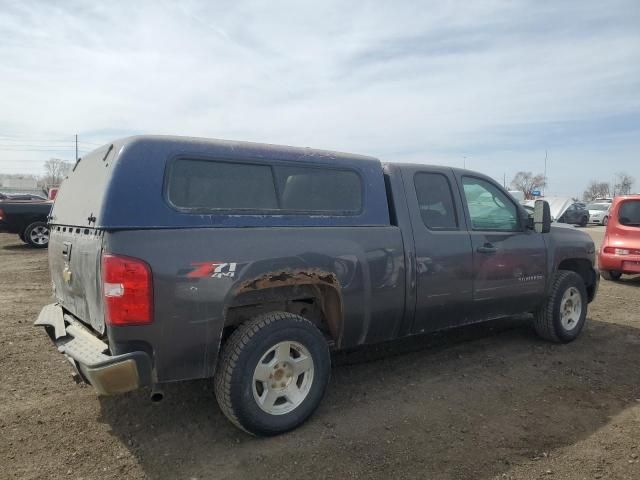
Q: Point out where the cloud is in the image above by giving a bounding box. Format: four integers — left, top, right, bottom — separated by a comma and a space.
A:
0, 0, 638, 194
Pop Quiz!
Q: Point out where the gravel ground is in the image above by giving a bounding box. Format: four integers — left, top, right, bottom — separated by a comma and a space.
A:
1, 227, 639, 480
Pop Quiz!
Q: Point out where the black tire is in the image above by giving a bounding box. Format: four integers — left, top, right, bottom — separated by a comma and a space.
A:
533, 271, 587, 343
24, 221, 49, 248
603, 216, 609, 226
18, 230, 28, 243
214, 311, 331, 436
579, 216, 588, 227
600, 270, 622, 281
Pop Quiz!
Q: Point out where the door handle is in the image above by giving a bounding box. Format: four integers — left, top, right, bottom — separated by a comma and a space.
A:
62, 242, 72, 260
476, 243, 497, 254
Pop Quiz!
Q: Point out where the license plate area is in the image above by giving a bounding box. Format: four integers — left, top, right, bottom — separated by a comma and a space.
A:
622, 261, 640, 272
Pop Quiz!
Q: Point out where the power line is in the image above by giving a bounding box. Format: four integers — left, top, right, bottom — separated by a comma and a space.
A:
0, 145, 93, 152
0, 132, 97, 140
0, 142, 96, 147
0, 133, 96, 174
0, 140, 73, 144
0, 137, 82, 142
0, 160, 74, 163
0, 134, 70, 141
0, 142, 98, 146
0, 146, 83, 149
0, 136, 104, 147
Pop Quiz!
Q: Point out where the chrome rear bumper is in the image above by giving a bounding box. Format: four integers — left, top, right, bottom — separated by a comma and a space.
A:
35, 304, 152, 395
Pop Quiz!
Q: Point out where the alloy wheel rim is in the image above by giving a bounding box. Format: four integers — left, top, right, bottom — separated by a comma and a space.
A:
252, 341, 314, 415
560, 286, 582, 331
29, 226, 49, 245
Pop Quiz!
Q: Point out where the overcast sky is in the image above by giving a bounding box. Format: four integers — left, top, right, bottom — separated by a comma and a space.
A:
0, 0, 638, 196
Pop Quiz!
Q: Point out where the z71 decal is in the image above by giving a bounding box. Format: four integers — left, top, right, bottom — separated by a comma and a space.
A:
187, 262, 238, 279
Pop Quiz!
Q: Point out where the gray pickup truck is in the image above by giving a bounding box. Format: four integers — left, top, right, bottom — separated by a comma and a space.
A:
36, 136, 598, 435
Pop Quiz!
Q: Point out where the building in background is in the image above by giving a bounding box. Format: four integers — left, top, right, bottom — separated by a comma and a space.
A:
0, 175, 45, 197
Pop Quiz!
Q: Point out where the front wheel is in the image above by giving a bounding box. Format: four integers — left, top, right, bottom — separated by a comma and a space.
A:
533, 271, 587, 343
579, 216, 588, 227
214, 312, 330, 436
603, 216, 609, 226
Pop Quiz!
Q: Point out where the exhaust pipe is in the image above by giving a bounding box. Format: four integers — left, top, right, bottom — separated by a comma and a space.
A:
150, 386, 164, 403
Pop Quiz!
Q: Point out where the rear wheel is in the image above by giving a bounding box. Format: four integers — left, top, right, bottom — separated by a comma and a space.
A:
214, 311, 330, 436
601, 270, 622, 281
533, 271, 587, 343
603, 216, 609, 226
24, 221, 49, 248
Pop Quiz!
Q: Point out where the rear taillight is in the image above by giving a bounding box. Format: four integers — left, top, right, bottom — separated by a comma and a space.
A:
603, 247, 640, 255
0, 208, 5, 221
101, 253, 153, 326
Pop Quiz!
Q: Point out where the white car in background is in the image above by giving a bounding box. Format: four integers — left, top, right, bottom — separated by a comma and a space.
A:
587, 202, 611, 226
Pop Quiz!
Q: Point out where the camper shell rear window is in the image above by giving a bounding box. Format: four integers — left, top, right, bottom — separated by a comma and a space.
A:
166, 158, 363, 215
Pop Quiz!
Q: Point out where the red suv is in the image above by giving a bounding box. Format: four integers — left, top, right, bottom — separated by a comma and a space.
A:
599, 195, 640, 280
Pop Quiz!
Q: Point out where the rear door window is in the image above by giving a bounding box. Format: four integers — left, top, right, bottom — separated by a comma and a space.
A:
413, 172, 458, 230
619, 200, 640, 226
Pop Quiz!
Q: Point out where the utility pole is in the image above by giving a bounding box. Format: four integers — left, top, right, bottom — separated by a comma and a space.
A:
75, 134, 78, 161
543, 150, 548, 196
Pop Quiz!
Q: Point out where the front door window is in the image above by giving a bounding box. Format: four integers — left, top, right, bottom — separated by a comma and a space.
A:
462, 177, 519, 231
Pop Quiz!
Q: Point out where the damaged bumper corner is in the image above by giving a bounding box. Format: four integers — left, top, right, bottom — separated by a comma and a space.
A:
34, 303, 152, 395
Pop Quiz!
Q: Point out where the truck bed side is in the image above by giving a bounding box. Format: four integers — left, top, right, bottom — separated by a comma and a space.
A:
104, 226, 406, 382
46, 136, 408, 383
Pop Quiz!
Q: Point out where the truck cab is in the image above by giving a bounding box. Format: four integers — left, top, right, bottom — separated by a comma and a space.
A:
35, 135, 598, 436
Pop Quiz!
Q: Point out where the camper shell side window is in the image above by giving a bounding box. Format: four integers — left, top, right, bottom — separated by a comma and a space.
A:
165, 157, 363, 215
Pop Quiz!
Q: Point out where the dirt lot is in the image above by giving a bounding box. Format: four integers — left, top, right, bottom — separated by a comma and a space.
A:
1, 228, 639, 480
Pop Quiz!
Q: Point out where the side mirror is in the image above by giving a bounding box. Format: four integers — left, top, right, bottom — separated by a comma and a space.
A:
534, 200, 551, 233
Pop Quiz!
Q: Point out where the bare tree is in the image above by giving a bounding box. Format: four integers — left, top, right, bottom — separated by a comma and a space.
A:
613, 172, 635, 196
510, 171, 547, 200
43, 158, 73, 187
582, 180, 611, 201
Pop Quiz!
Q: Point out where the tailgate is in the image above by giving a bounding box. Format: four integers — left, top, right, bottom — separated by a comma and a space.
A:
47, 144, 115, 334
49, 226, 105, 334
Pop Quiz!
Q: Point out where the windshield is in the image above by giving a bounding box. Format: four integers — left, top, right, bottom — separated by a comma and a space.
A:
619, 200, 640, 226
587, 203, 609, 211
